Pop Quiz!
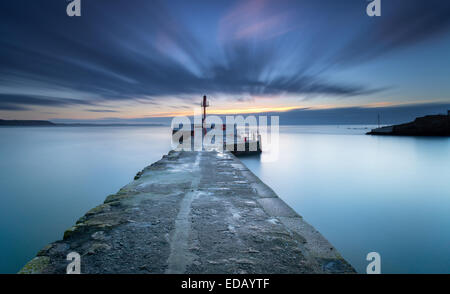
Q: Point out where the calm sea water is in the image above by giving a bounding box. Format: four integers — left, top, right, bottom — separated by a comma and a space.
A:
0, 126, 171, 273
240, 125, 450, 274
0, 125, 449, 273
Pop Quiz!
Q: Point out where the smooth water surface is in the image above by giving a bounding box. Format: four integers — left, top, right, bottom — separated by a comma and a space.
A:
1, 125, 449, 273
0, 126, 171, 273
240, 125, 450, 273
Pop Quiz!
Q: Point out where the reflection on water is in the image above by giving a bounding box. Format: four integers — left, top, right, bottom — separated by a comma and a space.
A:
240, 125, 450, 273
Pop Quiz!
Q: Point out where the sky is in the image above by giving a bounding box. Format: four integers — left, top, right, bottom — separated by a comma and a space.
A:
1, 0, 450, 123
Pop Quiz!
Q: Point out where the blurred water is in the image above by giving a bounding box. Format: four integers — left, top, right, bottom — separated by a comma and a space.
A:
0, 125, 449, 273
240, 125, 450, 273
0, 126, 171, 273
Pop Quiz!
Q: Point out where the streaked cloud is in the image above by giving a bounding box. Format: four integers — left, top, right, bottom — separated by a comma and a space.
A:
85, 109, 120, 113
0, 0, 449, 119
218, 0, 294, 41
0, 94, 94, 111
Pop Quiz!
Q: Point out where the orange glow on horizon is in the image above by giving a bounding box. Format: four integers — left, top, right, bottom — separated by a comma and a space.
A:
145, 105, 308, 117
102, 101, 417, 119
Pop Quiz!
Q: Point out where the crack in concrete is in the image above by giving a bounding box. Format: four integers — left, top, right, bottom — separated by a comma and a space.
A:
165, 152, 201, 273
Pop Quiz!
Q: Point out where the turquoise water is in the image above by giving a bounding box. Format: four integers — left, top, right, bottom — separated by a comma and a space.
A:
0, 125, 449, 273
240, 125, 450, 273
0, 126, 171, 273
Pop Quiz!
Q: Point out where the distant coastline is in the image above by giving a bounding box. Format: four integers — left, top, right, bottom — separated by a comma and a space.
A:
0, 119, 165, 127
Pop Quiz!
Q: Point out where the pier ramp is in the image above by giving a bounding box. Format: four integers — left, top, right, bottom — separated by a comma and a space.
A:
20, 151, 355, 274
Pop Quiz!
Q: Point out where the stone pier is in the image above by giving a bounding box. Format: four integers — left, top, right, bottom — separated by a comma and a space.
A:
20, 151, 355, 274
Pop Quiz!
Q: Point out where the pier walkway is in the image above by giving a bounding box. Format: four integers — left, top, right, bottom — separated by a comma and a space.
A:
20, 151, 354, 274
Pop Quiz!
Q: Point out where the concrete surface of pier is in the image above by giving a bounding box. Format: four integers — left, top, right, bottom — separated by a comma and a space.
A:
20, 151, 355, 274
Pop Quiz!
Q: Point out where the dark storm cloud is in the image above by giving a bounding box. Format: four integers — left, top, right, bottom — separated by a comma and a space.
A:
0, 94, 94, 111
0, 0, 449, 111
331, 0, 450, 65
0, 104, 28, 111
85, 109, 119, 113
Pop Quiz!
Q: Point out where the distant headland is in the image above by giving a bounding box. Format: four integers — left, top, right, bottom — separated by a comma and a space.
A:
367, 111, 450, 136
0, 119, 164, 127
0, 119, 55, 126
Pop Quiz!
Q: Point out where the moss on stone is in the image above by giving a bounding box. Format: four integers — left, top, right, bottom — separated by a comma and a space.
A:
63, 223, 88, 239
37, 244, 53, 256
18, 256, 50, 274
134, 171, 143, 180
63, 225, 79, 239
84, 216, 122, 227
104, 193, 129, 204
85, 204, 111, 216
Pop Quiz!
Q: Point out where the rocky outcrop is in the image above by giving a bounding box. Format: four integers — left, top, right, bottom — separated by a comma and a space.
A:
367, 112, 450, 136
